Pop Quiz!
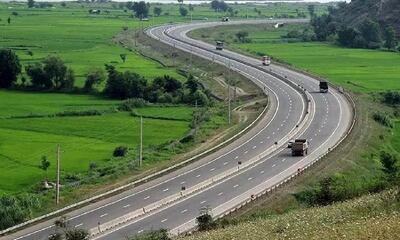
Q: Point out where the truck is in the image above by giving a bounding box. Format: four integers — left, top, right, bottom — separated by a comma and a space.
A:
291, 139, 308, 156
262, 56, 271, 66
319, 81, 328, 93
216, 41, 224, 50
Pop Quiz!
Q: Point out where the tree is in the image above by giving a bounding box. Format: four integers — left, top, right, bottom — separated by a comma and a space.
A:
153, 7, 162, 17
7, 17, 10, 24
40, 156, 50, 181
65, 228, 89, 240
0, 49, 21, 88
384, 26, 397, 50
43, 55, 68, 89
61, 2, 67, 7
120, 53, 127, 63
307, 4, 315, 17
128, 229, 171, 240
132, 1, 149, 19
188, 4, 194, 11
83, 69, 104, 92
359, 19, 381, 49
185, 75, 199, 93
235, 31, 249, 43
210, 0, 228, 12
196, 207, 216, 231
192, 89, 209, 106
337, 27, 359, 47
27, 0, 35, 8
26, 62, 52, 89
179, 7, 188, 17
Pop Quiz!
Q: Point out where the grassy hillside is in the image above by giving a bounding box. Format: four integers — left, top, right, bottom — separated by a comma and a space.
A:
181, 189, 400, 240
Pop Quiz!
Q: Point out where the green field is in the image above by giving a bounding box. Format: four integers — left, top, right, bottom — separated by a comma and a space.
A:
0, 92, 193, 194
191, 23, 400, 93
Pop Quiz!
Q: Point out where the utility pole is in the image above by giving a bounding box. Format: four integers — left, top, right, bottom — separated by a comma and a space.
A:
56, 144, 60, 205
139, 116, 143, 167
227, 60, 232, 125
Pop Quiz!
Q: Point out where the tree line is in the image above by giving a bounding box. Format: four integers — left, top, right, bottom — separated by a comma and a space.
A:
309, 3, 399, 50
0, 49, 210, 106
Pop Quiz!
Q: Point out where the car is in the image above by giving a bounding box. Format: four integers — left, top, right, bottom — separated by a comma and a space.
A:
287, 140, 294, 148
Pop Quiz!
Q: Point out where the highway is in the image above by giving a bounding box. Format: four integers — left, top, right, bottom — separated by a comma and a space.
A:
1, 20, 353, 240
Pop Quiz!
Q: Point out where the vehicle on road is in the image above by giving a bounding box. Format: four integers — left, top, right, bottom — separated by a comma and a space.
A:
216, 41, 224, 50
287, 140, 294, 148
221, 17, 229, 22
291, 139, 308, 156
262, 55, 271, 66
319, 81, 329, 93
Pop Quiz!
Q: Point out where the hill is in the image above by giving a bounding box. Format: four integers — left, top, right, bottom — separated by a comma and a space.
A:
332, 0, 400, 37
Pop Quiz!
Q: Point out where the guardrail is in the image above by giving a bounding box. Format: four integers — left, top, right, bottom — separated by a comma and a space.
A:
0, 32, 274, 240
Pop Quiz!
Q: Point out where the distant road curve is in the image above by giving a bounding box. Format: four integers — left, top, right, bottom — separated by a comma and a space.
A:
2, 19, 353, 240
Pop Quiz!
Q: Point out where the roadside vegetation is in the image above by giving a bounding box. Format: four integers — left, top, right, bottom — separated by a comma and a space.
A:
0, 0, 317, 231
189, 6, 400, 239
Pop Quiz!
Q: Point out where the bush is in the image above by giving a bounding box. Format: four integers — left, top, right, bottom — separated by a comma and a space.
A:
118, 98, 148, 111
372, 112, 393, 128
128, 229, 170, 240
113, 146, 128, 157
0, 194, 40, 230
382, 91, 400, 105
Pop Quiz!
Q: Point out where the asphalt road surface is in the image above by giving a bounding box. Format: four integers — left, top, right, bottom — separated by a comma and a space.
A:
2, 19, 352, 240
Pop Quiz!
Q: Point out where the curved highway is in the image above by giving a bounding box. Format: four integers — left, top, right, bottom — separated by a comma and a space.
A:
1, 20, 352, 240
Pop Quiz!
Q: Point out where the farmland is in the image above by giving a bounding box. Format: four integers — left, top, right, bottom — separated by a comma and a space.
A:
190, 23, 400, 93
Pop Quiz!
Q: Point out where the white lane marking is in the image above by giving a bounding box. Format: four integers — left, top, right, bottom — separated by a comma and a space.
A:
218, 192, 224, 196
260, 141, 264, 144
196, 174, 201, 178
200, 200, 207, 204
74, 223, 83, 228
223, 161, 228, 165
252, 146, 257, 149
138, 229, 144, 234
233, 184, 239, 188
248, 177, 253, 181
272, 164, 276, 168
180, 181, 186, 185
235, 156, 239, 159
144, 196, 150, 200
181, 209, 188, 214
260, 170, 265, 174
123, 204, 130, 208
100, 213, 108, 218
244, 150, 248, 154
161, 218, 168, 223
210, 168, 215, 172
282, 158, 286, 162
163, 188, 169, 192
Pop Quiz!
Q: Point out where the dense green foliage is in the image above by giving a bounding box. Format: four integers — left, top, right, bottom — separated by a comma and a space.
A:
311, 0, 399, 50
129, 229, 170, 240
0, 194, 40, 230
0, 49, 21, 88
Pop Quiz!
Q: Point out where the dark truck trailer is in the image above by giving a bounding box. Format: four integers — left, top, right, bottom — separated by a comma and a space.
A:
291, 139, 308, 156
319, 81, 328, 93
216, 41, 224, 50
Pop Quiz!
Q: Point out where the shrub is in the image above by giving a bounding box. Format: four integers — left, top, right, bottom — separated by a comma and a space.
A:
128, 229, 170, 240
113, 146, 128, 157
372, 112, 393, 128
118, 98, 148, 111
382, 91, 400, 105
0, 194, 40, 230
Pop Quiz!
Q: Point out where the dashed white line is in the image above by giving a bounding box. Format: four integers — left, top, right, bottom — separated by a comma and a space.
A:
210, 168, 215, 172
123, 204, 130, 208
161, 218, 168, 223
260, 170, 265, 174
144, 196, 150, 200
200, 200, 207, 204
235, 156, 239, 159
248, 177, 253, 181
100, 213, 108, 218
272, 164, 276, 168
180, 181, 186, 185
196, 174, 201, 178
282, 158, 286, 162
244, 150, 248, 154
233, 184, 239, 188
181, 209, 188, 214
138, 229, 144, 234
218, 192, 224, 196
252, 146, 257, 149
163, 188, 169, 192
74, 223, 83, 228
223, 161, 228, 165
